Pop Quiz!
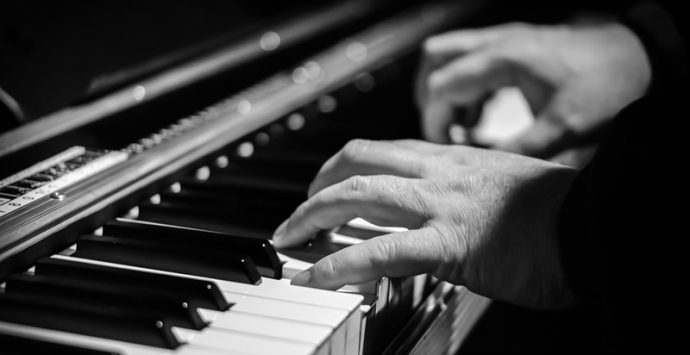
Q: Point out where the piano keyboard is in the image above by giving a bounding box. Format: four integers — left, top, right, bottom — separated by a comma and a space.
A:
0, 250, 364, 355
0, 1, 491, 354
0, 90, 405, 353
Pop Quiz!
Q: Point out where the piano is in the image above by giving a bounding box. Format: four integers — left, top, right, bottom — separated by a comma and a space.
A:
0, 1, 496, 354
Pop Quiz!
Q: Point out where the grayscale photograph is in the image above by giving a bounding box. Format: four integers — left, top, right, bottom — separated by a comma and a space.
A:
0, 0, 687, 353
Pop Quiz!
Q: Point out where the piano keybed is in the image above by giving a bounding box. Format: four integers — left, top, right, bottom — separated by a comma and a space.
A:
0, 1, 490, 354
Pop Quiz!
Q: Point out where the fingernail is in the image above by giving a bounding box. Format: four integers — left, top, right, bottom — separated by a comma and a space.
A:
272, 220, 288, 247
291, 269, 312, 286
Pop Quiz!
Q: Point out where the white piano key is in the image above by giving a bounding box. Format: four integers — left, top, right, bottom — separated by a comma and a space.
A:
200, 309, 331, 346
222, 291, 348, 326
343, 308, 361, 355
215, 278, 364, 355
0, 321, 240, 355
220, 291, 348, 355
277, 252, 381, 302
174, 327, 317, 355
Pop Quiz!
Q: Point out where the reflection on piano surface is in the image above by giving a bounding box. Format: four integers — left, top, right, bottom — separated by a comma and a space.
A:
0, 1, 492, 354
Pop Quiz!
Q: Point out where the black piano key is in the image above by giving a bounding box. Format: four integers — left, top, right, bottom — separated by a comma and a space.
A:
214, 160, 319, 184
5, 273, 208, 330
35, 257, 230, 311
0, 333, 120, 355
277, 232, 351, 264
159, 190, 296, 216
177, 178, 306, 207
73, 234, 262, 284
138, 200, 285, 236
137, 203, 271, 239
206, 172, 308, 195
103, 220, 282, 279
0, 293, 180, 349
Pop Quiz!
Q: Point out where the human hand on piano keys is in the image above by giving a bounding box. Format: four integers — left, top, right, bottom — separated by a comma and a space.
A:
415, 20, 651, 159
273, 139, 578, 310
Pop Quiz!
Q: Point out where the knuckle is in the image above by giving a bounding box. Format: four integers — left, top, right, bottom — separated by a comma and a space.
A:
344, 175, 373, 195
314, 256, 338, 279
341, 139, 373, 162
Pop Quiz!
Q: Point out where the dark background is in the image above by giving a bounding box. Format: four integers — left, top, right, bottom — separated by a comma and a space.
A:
0, 0, 324, 127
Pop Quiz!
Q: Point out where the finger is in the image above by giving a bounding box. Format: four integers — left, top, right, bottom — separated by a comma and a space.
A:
273, 175, 432, 248
421, 99, 455, 143
416, 29, 496, 110
418, 22, 534, 109
423, 28, 499, 62
494, 112, 571, 158
428, 51, 513, 106
421, 52, 512, 143
307, 139, 427, 197
291, 228, 444, 290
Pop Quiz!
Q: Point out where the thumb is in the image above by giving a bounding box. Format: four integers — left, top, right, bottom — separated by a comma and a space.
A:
495, 112, 572, 158
291, 228, 444, 290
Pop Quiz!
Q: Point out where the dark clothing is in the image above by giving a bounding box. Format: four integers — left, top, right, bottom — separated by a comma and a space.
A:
560, 93, 690, 351
464, 93, 690, 353
559, 0, 690, 350
462, 1, 690, 352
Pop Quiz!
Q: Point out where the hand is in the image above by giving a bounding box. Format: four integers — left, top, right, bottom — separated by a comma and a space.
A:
416, 21, 651, 158
273, 139, 578, 309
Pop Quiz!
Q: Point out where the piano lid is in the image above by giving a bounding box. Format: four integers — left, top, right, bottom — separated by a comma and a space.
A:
0, 0, 364, 127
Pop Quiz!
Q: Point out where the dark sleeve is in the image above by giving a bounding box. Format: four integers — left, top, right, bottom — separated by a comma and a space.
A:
558, 92, 690, 351
558, 2, 690, 350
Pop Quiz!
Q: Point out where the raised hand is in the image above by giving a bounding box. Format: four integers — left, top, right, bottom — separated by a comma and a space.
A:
416, 21, 650, 158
